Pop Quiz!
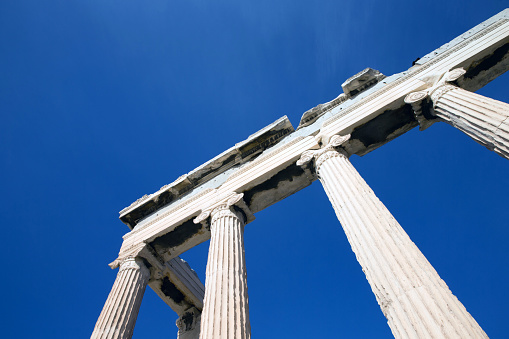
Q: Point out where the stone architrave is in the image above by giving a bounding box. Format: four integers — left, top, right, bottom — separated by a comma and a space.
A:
91, 256, 150, 339
297, 134, 488, 339
405, 68, 509, 160
194, 193, 251, 339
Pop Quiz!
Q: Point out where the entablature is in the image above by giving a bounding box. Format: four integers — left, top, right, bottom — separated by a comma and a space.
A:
119, 115, 294, 229
117, 8, 509, 274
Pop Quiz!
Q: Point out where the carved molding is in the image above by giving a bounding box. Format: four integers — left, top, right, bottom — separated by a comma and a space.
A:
225, 136, 306, 183
296, 150, 316, 167
404, 89, 433, 130
404, 90, 429, 104
123, 188, 215, 240
119, 174, 191, 218
297, 94, 348, 129
444, 67, 467, 82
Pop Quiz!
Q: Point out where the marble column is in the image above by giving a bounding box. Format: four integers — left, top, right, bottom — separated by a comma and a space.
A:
91, 257, 150, 339
298, 134, 488, 339
406, 68, 509, 160
198, 199, 251, 339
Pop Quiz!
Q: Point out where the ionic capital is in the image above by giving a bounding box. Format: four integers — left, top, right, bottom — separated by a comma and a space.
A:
108, 242, 165, 283
193, 192, 254, 225
429, 84, 458, 106
109, 242, 149, 270
118, 257, 150, 277
315, 149, 348, 172
405, 68, 466, 104
404, 68, 466, 129
210, 203, 245, 225
297, 134, 350, 173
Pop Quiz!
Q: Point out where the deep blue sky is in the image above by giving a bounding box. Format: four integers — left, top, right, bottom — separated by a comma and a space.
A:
1, 1, 508, 338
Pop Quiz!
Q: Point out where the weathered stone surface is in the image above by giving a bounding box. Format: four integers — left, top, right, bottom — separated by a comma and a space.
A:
297, 68, 390, 130
297, 93, 348, 129
149, 257, 205, 315
177, 307, 201, 339
341, 67, 386, 97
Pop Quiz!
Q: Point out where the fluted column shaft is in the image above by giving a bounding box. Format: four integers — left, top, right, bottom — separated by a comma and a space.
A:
91, 257, 150, 339
316, 149, 487, 339
431, 84, 509, 159
199, 205, 250, 339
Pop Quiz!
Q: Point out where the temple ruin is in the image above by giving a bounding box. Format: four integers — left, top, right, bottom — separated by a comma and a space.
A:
91, 9, 509, 339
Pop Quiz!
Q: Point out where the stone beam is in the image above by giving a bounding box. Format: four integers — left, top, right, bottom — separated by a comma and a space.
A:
149, 257, 204, 316
118, 9, 509, 268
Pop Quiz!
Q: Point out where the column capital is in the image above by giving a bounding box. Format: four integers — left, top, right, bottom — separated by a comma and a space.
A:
118, 257, 150, 276
109, 242, 165, 282
404, 68, 466, 129
405, 67, 509, 159
109, 242, 149, 269
193, 192, 254, 225
428, 68, 466, 106
210, 204, 244, 225
404, 68, 466, 105
429, 84, 457, 106
297, 134, 350, 172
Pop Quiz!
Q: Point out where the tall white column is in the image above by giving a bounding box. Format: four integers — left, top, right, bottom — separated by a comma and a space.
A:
198, 197, 251, 339
298, 135, 488, 339
91, 257, 150, 339
406, 68, 509, 160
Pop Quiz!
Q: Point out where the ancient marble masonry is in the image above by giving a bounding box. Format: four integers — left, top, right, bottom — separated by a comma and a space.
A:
91, 9, 509, 339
